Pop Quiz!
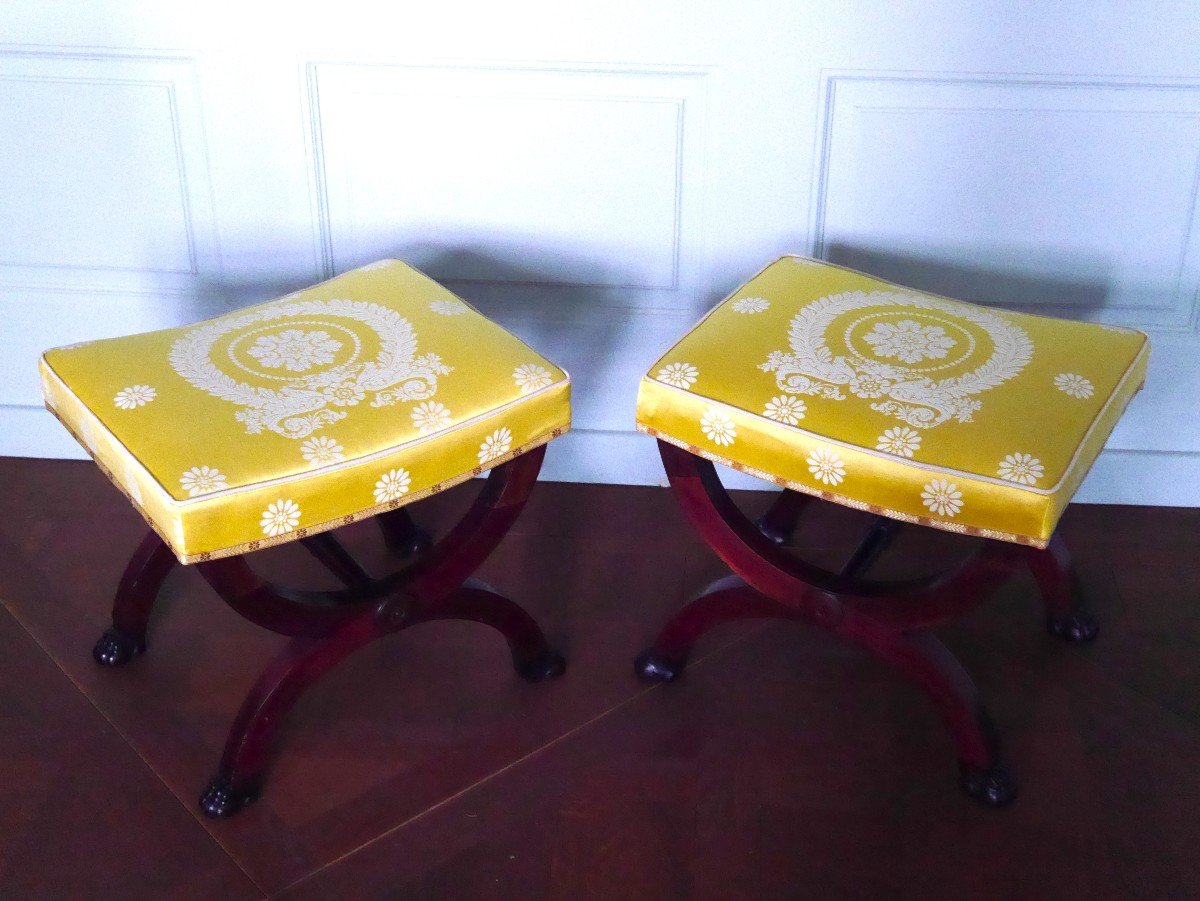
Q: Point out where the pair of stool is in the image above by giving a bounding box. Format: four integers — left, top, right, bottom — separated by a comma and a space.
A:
40, 256, 1148, 816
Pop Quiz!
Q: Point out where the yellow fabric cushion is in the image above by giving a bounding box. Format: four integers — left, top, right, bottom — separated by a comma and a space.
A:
41, 260, 571, 563
636, 256, 1148, 547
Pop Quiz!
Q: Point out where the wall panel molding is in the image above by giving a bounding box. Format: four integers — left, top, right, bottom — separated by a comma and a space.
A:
302, 60, 710, 298
811, 71, 1200, 332
0, 48, 220, 297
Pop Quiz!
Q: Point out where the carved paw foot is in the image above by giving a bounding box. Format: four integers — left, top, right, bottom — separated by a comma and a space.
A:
199, 776, 259, 819
92, 628, 146, 667
516, 648, 567, 683
959, 762, 1018, 808
1046, 610, 1099, 643
634, 651, 685, 683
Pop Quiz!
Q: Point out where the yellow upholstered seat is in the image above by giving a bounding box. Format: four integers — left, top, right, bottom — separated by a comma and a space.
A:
636, 256, 1148, 547
41, 260, 571, 563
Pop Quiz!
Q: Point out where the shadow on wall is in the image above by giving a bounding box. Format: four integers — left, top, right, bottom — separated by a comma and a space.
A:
825, 242, 1115, 322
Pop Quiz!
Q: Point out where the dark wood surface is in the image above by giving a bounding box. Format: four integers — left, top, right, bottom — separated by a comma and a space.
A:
1, 456, 1199, 899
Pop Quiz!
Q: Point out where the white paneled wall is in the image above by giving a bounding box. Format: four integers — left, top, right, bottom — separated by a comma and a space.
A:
2, 2, 1199, 502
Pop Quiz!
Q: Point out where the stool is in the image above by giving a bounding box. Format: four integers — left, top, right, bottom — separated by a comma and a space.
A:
40, 259, 571, 817
634, 255, 1148, 806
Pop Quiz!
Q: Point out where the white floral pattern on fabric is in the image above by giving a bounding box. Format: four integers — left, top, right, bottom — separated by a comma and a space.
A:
700, 408, 737, 446
300, 435, 345, 465
863, 319, 956, 364
114, 385, 156, 409
658, 362, 699, 389
997, 453, 1044, 485
260, 499, 300, 537
732, 297, 770, 314
1054, 372, 1094, 399
763, 395, 807, 424
478, 427, 513, 463
179, 465, 228, 496
921, 480, 963, 517
411, 401, 452, 434
806, 448, 846, 486
373, 468, 412, 504
322, 383, 366, 407
513, 364, 553, 394
247, 329, 341, 373
876, 426, 921, 458
430, 299, 468, 315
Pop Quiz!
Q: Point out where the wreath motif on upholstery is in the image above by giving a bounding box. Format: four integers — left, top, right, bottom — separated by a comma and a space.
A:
759, 290, 1032, 429
170, 298, 452, 439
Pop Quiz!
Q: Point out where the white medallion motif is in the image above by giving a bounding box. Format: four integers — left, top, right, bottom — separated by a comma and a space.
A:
114, 385, 156, 409
373, 468, 411, 504
260, 499, 301, 536
479, 427, 513, 463
1054, 373, 1094, 399
170, 299, 452, 440
921, 480, 963, 517
876, 426, 921, 458
246, 329, 341, 372
997, 453, 1044, 486
807, 448, 846, 486
760, 291, 1033, 430
300, 436, 345, 465
700, 408, 736, 446
658, 362, 698, 389
179, 465, 228, 496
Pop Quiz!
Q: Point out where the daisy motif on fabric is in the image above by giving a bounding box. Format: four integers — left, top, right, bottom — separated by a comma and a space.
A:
876, 426, 921, 458
430, 299, 468, 315
478, 427, 513, 463
700, 408, 737, 446
114, 385, 156, 409
731, 297, 770, 314
373, 468, 412, 504
179, 465, 228, 497
658, 362, 699, 389
300, 436, 345, 465
247, 329, 341, 372
260, 499, 301, 537
1054, 373, 1094, 399
997, 453, 1044, 486
921, 480, 963, 517
806, 448, 846, 486
848, 372, 892, 399
763, 395, 807, 425
513, 364, 553, 394
411, 401, 452, 434
863, 320, 956, 364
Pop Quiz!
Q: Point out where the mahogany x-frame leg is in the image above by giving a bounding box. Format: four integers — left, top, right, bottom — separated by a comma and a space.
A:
636, 440, 1098, 807
92, 445, 564, 818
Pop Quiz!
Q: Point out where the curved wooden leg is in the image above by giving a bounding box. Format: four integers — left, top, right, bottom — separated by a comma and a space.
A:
635, 575, 800, 682
757, 490, 811, 545
94, 530, 177, 666
410, 579, 565, 682
1026, 534, 1098, 642
377, 507, 433, 559
839, 614, 1015, 806
200, 612, 385, 818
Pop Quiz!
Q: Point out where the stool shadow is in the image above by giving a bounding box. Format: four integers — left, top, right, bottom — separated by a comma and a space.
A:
825, 242, 1115, 322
